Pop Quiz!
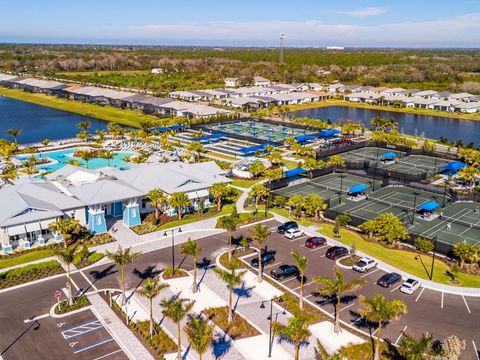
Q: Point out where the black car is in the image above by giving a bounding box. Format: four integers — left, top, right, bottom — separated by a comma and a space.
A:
250, 252, 276, 267
377, 272, 402, 288
325, 246, 349, 260
270, 265, 299, 280
277, 221, 298, 234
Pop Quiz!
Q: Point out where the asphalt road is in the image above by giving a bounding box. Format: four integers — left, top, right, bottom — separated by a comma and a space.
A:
1, 219, 478, 359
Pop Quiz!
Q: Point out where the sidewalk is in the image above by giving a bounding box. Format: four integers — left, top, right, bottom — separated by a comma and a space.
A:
87, 293, 154, 360
271, 212, 480, 297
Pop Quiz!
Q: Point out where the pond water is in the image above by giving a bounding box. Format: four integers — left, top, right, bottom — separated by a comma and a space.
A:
0, 96, 109, 144
295, 106, 480, 146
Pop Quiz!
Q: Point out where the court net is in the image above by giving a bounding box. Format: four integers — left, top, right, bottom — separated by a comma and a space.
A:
308, 180, 344, 194
366, 196, 415, 212
440, 214, 480, 232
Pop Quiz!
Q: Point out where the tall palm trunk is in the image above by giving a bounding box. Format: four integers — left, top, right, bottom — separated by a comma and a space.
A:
217, 199, 221, 212
67, 265, 73, 306
334, 296, 341, 333
295, 344, 299, 360
121, 266, 126, 305
299, 273, 304, 310
228, 287, 233, 323
228, 232, 233, 261
176, 322, 182, 360
149, 298, 153, 336
374, 325, 381, 360
192, 256, 198, 293
257, 250, 263, 282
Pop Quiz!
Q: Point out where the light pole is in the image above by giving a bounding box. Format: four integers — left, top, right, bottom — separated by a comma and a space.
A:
338, 174, 347, 205
259, 298, 285, 357
163, 227, 182, 273
411, 191, 420, 225
430, 236, 438, 280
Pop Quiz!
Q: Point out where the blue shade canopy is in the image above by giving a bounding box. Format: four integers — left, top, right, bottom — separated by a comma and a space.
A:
295, 134, 315, 143
156, 124, 185, 132
381, 151, 397, 159
441, 161, 468, 173
284, 167, 309, 178
418, 200, 440, 212
316, 129, 341, 138
348, 184, 369, 194
238, 143, 276, 155
200, 133, 226, 141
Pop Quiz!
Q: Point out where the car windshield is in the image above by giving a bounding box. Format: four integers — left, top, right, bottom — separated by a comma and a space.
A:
356, 261, 367, 267
403, 283, 412, 288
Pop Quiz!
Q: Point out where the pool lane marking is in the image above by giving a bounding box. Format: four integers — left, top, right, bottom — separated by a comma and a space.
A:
73, 338, 114, 354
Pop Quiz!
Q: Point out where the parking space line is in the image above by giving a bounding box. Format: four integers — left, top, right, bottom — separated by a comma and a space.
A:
289, 236, 308, 242
62, 320, 101, 334
361, 268, 380, 278
281, 277, 299, 284
394, 326, 408, 345
318, 297, 337, 306
351, 316, 363, 325
472, 341, 479, 360
415, 287, 425, 302
390, 284, 402, 293
338, 302, 356, 313
73, 338, 114, 354
293, 281, 315, 291
92, 349, 123, 360
309, 245, 328, 253
462, 295, 472, 314
263, 262, 281, 270
441, 292, 444, 309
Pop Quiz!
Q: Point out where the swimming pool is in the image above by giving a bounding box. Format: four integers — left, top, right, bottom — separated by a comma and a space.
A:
18, 148, 135, 172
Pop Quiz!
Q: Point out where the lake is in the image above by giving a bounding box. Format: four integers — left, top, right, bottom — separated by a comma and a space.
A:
0, 96, 109, 144
296, 106, 480, 146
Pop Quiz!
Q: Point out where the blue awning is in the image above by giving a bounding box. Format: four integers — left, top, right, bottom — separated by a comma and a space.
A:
348, 184, 369, 194
441, 161, 467, 174
200, 133, 227, 143
238, 143, 276, 155
156, 125, 185, 132
316, 129, 341, 138
295, 134, 315, 144
418, 200, 440, 212
284, 167, 309, 178
381, 151, 397, 160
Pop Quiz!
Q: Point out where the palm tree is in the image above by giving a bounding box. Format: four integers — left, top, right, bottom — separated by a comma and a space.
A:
184, 315, 214, 360
249, 184, 270, 209
314, 267, 366, 334
105, 246, 141, 305
136, 277, 169, 336
180, 238, 202, 293
6, 128, 21, 144
161, 297, 195, 360
217, 212, 240, 261
187, 141, 205, 162
41, 139, 50, 148
21, 163, 39, 177
273, 313, 312, 360
56, 245, 78, 306
291, 251, 308, 311
99, 150, 115, 167
75, 150, 96, 169
359, 294, 408, 360
77, 120, 91, 132
1, 162, 18, 184
398, 331, 434, 360
168, 192, 192, 220
209, 182, 231, 212
213, 260, 246, 323
248, 223, 271, 282
96, 129, 106, 142
452, 243, 477, 269
48, 218, 81, 247
146, 188, 167, 221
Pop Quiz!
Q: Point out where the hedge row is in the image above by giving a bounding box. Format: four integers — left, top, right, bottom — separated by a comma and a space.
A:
0, 260, 64, 289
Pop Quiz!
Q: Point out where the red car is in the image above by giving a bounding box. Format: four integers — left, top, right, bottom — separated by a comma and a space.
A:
304, 237, 327, 248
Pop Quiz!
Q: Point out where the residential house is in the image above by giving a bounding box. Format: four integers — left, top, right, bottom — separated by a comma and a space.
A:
224, 78, 240, 87
253, 76, 271, 87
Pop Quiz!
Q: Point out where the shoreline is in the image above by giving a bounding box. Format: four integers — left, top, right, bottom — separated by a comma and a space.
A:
0, 87, 162, 128
285, 99, 480, 122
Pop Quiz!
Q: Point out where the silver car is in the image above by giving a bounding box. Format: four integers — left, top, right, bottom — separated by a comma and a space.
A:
400, 278, 421, 294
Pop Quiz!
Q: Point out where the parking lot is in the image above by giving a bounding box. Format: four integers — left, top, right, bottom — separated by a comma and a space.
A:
236, 220, 480, 359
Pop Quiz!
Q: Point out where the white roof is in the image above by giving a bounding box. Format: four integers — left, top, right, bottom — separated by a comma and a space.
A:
455, 102, 480, 109
415, 90, 438, 97
68, 86, 134, 99
0, 73, 19, 81
15, 78, 66, 89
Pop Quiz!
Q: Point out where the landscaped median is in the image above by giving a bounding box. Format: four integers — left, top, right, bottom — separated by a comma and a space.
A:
0, 260, 64, 289
317, 222, 480, 288
0, 248, 56, 270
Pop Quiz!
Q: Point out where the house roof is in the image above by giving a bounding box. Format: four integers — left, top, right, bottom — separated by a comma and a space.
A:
68, 179, 144, 205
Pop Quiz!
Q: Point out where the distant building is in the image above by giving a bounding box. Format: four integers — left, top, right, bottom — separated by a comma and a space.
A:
151, 68, 165, 74
326, 46, 345, 50
253, 76, 271, 87
224, 78, 240, 87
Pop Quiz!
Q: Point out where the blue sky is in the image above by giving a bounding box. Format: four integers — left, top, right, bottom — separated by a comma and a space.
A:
1, 0, 480, 47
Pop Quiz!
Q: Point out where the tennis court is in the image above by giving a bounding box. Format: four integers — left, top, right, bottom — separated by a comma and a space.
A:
206, 120, 316, 142
411, 202, 480, 246
331, 186, 442, 224
342, 147, 407, 163
273, 173, 381, 199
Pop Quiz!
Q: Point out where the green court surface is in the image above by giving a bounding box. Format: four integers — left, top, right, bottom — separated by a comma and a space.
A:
331, 185, 441, 224
207, 120, 315, 142
411, 202, 480, 246
341, 147, 450, 177
273, 173, 381, 199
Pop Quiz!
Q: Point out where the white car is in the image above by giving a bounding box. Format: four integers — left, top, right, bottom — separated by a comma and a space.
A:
400, 278, 421, 294
352, 257, 377, 273
285, 228, 304, 239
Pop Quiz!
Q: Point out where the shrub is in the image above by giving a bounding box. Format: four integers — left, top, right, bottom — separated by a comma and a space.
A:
55, 295, 90, 315
0, 260, 63, 289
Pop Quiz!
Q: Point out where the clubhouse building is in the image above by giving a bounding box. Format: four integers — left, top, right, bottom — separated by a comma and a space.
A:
0, 162, 229, 253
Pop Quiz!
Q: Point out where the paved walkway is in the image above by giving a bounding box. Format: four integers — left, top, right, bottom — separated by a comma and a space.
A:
87, 293, 154, 360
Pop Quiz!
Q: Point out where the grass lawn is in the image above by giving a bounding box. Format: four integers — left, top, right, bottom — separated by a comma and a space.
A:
206, 151, 238, 161
269, 207, 315, 227
0, 87, 165, 128
204, 306, 259, 340
317, 223, 480, 288
230, 178, 262, 188
0, 249, 55, 270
